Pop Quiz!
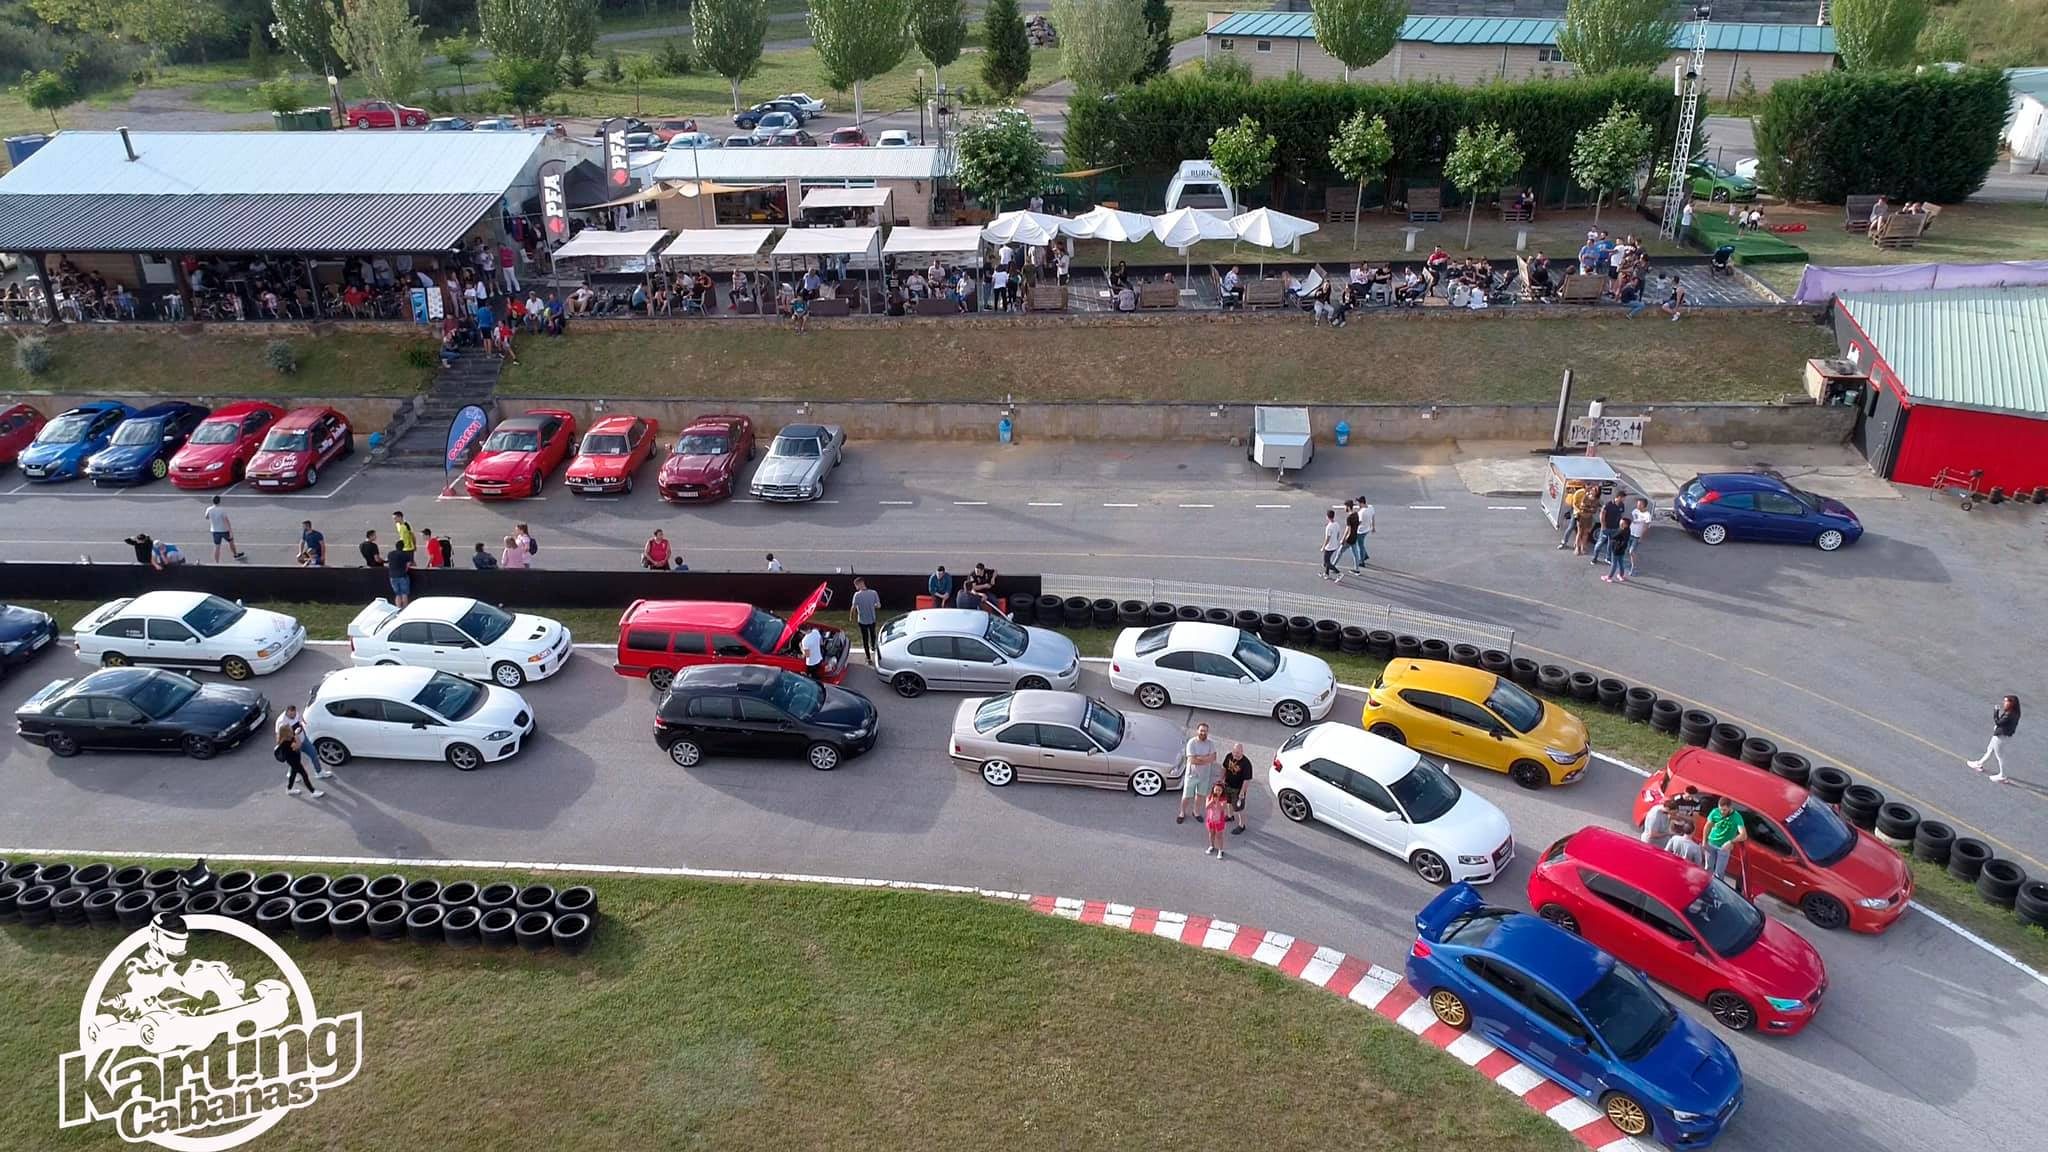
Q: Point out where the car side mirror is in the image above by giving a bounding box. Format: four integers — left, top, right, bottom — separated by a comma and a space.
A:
1383, 810, 1403, 821
412, 721, 428, 730
1491, 728, 1508, 739
131, 715, 149, 725
991, 656, 1006, 665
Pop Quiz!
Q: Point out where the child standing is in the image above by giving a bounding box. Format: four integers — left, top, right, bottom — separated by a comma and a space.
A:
1203, 784, 1230, 860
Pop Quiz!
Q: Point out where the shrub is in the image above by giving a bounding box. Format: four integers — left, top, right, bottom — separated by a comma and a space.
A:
1192, 53, 1253, 85
602, 50, 624, 84
653, 38, 691, 76
1752, 66, 2007, 203
13, 335, 52, 376
403, 344, 438, 370
264, 340, 298, 376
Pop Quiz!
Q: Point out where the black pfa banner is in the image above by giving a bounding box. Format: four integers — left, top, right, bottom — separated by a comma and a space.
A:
602, 117, 630, 190
538, 159, 568, 243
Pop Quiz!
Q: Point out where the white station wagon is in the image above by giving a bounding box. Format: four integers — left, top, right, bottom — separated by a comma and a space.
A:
305, 666, 535, 772
347, 597, 571, 687
73, 592, 304, 681
1108, 622, 1336, 727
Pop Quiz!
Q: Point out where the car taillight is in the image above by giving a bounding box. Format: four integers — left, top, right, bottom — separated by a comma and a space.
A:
653, 717, 667, 730
347, 637, 355, 652
1110, 661, 1119, 673
1697, 490, 1722, 504
1271, 757, 1283, 772
1411, 940, 1431, 959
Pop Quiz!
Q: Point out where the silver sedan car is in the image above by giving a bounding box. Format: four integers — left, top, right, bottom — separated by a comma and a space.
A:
874, 610, 1080, 697
748, 423, 844, 501
948, 690, 1187, 794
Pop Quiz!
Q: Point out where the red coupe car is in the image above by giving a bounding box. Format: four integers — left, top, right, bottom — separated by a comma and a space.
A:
243, 406, 354, 491
169, 401, 285, 489
0, 403, 46, 469
346, 100, 428, 129
565, 414, 659, 495
461, 409, 578, 500
657, 415, 754, 503
1529, 826, 1827, 1036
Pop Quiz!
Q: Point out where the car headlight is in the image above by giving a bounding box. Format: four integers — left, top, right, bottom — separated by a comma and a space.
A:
485, 729, 513, 742
1544, 747, 1580, 765
1856, 896, 1892, 909
1765, 996, 1806, 1012
1456, 854, 1489, 866
0, 640, 19, 655
1670, 1110, 1709, 1124
205, 461, 225, 471
255, 646, 275, 659
527, 652, 547, 662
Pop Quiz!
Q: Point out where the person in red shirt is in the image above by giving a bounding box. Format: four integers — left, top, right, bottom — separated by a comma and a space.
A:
342, 284, 367, 316
642, 529, 672, 570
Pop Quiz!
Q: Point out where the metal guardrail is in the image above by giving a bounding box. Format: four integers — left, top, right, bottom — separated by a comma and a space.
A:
1039, 575, 1516, 656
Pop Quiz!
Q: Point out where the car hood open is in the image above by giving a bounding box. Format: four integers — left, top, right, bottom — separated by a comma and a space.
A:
775, 583, 833, 653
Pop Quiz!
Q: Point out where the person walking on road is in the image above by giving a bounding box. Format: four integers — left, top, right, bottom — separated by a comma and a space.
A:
273, 704, 324, 797
1968, 695, 2021, 783
1203, 783, 1231, 859
1320, 509, 1343, 581
1221, 743, 1254, 835
1622, 497, 1653, 578
1704, 796, 1747, 879
1340, 500, 1362, 575
298, 520, 324, 567
849, 577, 882, 666
204, 497, 245, 563
1350, 496, 1374, 571
1177, 723, 1219, 824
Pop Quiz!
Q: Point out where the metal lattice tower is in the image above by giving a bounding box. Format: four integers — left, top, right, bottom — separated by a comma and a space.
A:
1660, 9, 1713, 241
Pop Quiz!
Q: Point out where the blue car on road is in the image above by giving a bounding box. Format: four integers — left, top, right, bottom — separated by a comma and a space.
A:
1672, 472, 1863, 552
1407, 883, 1742, 1148
15, 401, 132, 483
85, 401, 210, 486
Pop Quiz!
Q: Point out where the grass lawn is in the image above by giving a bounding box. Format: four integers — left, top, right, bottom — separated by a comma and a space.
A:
0, 331, 436, 399
1743, 202, 2048, 296
499, 311, 1833, 404
0, 864, 1575, 1152
1900, 854, 2048, 971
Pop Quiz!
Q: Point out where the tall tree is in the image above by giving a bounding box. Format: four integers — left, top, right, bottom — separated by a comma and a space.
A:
1833, 0, 1928, 70
1327, 110, 1391, 247
1443, 120, 1524, 248
31, 0, 227, 64
270, 0, 344, 76
908, 0, 966, 84
438, 32, 476, 99
475, 0, 595, 115
693, 0, 769, 112
1051, 0, 1155, 94
1308, 0, 1406, 82
1137, 0, 1172, 80
954, 106, 1047, 210
14, 70, 79, 128
808, 0, 910, 124
1555, 0, 1676, 76
1208, 114, 1277, 206
625, 54, 663, 114
980, 0, 1030, 98
331, 0, 426, 106
1913, 14, 1967, 64
1570, 101, 1652, 222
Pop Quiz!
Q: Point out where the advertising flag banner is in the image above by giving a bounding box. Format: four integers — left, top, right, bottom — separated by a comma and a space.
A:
539, 159, 569, 244
446, 405, 490, 476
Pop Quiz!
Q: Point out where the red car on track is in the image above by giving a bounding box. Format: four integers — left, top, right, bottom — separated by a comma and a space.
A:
462, 409, 578, 500
1529, 826, 1827, 1036
1633, 747, 1912, 934
564, 414, 659, 495
613, 583, 849, 692
346, 100, 428, 129
169, 401, 285, 489
243, 406, 354, 491
657, 415, 754, 503
0, 403, 46, 469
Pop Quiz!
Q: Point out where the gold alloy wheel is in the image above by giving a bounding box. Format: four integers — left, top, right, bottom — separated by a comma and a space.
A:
1603, 1094, 1651, 1136
1428, 990, 1469, 1028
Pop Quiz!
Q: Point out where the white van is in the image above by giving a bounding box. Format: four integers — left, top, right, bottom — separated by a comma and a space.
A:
1164, 160, 1237, 218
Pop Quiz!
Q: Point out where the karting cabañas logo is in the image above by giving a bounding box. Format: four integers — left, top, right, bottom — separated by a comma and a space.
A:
58, 912, 361, 1150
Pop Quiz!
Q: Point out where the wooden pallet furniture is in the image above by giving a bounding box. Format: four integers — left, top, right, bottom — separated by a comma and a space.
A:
1843, 194, 1882, 232
1406, 186, 1443, 223
1558, 275, 1608, 304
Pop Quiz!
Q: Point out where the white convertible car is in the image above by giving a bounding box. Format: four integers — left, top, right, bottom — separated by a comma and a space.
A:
347, 597, 571, 687
73, 592, 304, 680
305, 666, 535, 772
1107, 621, 1336, 727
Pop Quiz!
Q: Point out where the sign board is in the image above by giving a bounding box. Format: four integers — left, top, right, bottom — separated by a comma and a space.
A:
1568, 415, 1650, 446
602, 118, 631, 189
445, 405, 490, 475
538, 159, 568, 243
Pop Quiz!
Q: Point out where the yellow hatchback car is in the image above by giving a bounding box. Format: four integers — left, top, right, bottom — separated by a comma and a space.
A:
1361, 660, 1590, 788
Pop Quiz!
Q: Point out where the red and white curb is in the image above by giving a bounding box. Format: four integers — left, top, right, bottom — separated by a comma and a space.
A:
1028, 894, 1658, 1152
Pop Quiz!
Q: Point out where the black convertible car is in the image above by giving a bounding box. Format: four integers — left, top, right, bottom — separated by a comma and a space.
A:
16, 667, 268, 759
0, 604, 57, 675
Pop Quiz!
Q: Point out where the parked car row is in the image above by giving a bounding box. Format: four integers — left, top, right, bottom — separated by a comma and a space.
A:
453, 410, 840, 504
0, 401, 353, 490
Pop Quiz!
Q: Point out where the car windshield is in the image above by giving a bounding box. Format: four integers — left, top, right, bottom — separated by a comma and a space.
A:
1788, 485, 1824, 511
413, 672, 485, 721
1440, 908, 1510, 946
973, 694, 1012, 732
454, 601, 514, 646
1576, 964, 1677, 1063
189, 420, 241, 444
1485, 678, 1545, 734
675, 433, 730, 456
766, 671, 824, 718
984, 615, 1029, 658
1081, 698, 1124, 750
1388, 758, 1462, 823
1684, 876, 1766, 956
582, 434, 629, 455
483, 428, 539, 452
1785, 795, 1856, 865
740, 608, 787, 654
182, 596, 246, 637
1232, 632, 1281, 680
126, 673, 198, 719
112, 420, 163, 446
40, 414, 95, 443
773, 435, 820, 458
260, 429, 310, 452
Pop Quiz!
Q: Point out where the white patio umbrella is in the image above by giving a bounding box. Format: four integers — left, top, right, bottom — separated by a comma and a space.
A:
1152, 207, 1239, 290
1062, 204, 1156, 272
1229, 208, 1321, 276
980, 210, 1067, 247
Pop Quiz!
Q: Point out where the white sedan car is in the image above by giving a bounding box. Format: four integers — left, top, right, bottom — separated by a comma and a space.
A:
776, 92, 826, 116
1108, 622, 1336, 727
73, 592, 304, 680
305, 666, 535, 772
346, 597, 571, 687
1268, 722, 1513, 885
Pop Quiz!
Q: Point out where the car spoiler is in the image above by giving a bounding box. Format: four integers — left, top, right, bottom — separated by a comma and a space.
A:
347, 598, 400, 639
21, 678, 72, 709
73, 599, 133, 635
1414, 881, 1489, 943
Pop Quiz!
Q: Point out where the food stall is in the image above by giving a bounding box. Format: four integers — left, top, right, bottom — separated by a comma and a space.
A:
1542, 455, 1650, 526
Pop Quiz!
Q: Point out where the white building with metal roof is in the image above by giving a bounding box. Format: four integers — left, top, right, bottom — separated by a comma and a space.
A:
650, 146, 954, 230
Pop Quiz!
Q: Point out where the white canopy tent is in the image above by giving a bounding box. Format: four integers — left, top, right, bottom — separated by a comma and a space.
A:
882, 225, 984, 256
980, 210, 1066, 247
1152, 207, 1239, 293
797, 187, 894, 211
661, 228, 776, 260
1062, 205, 1155, 272
1229, 208, 1321, 276
550, 229, 670, 260
771, 225, 883, 313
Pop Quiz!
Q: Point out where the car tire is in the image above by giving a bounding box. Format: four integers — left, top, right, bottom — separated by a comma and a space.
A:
150, 459, 168, 479
806, 742, 841, 771
1276, 788, 1312, 823
101, 652, 131, 668
1133, 683, 1170, 709
1707, 991, 1757, 1032
1537, 904, 1579, 934
1508, 760, 1547, 789
1410, 850, 1451, 886
648, 668, 675, 692
478, 907, 519, 947
405, 903, 446, 943
45, 731, 79, 757
552, 911, 595, 955
1368, 722, 1406, 744
980, 759, 1015, 787
1426, 988, 1471, 1030
492, 661, 525, 688
442, 906, 483, 948
221, 656, 253, 680
1815, 529, 1845, 552
445, 743, 484, 772
667, 740, 702, 767
530, 471, 544, 498
353, 117, 370, 129
1274, 700, 1310, 728
254, 897, 295, 936
514, 911, 554, 951
182, 735, 217, 760
1129, 768, 1164, 797
1601, 1092, 1653, 1138
1701, 523, 1729, 545
1800, 892, 1848, 931
289, 898, 333, 941
314, 738, 350, 767
1015, 675, 1050, 691
892, 672, 926, 698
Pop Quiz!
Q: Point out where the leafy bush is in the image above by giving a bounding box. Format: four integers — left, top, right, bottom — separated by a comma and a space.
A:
404, 344, 439, 370
13, 335, 51, 376
264, 340, 298, 376
603, 49, 624, 84
1752, 66, 2007, 203
653, 38, 691, 76
1190, 53, 1252, 85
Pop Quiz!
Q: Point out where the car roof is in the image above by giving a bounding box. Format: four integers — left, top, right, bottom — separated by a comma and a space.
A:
319, 665, 437, 695
1380, 659, 1498, 698
117, 591, 209, 616
1287, 722, 1422, 781
776, 424, 827, 439
72, 666, 170, 695
1159, 621, 1244, 655
623, 599, 757, 631
1481, 915, 1612, 1000
675, 665, 782, 691
587, 414, 641, 435
63, 402, 127, 416
392, 597, 476, 625
1562, 826, 1708, 909
494, 416, 546, 431
273, 406, 336, 430
996, 690, 1099, 724
1692, 472, 1787, 492
896, 609, 994, 635
200, 401, 282, 421
128, 401, 202, 420
1667, 747, 1804, 819
682, 417, 740, 434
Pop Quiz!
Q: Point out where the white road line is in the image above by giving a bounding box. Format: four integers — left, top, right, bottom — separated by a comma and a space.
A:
1409, 504, 1447, 510
953, 500, 988, 506
1255, 504, 1292, 509
877, 500, 915, 505
2, 482, 31, 495
1487, 505, 1528, 511
814, 499, 840, 504
1027, 501, 1063, 507
1178, 503, 1215, 509
1101, 502, 1139, 508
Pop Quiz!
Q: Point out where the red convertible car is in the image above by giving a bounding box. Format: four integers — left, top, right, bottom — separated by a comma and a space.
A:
346, 100, 428, 129
565, 414, 659, 495
462, 409, 578, 500
243, 406, 354, 491
0, 403, 46, 469
169, 402, 285, 489
657, 415, 754, 503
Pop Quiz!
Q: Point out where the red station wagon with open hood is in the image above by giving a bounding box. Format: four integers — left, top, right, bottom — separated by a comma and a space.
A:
243, 406, 354, 490
658, 415, 754, 503
564, 414, 658, 495
613, 583, 849, 692
168, 401, 284, 489
461, 408, 578, 500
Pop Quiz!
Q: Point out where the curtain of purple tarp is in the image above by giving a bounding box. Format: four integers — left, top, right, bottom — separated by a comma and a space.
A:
1793, 261, 2048, 303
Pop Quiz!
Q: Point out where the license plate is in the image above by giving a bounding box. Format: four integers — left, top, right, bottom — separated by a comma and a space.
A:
31, 632, 50, 649
23, 467, 43, 476
257, 479, 282, 487
674, 490, 699, 498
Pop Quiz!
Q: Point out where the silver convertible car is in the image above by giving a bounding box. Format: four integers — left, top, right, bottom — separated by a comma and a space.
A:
948, 690, 1187, 794
873, 609, 1080, 697
748, 423, 844, 501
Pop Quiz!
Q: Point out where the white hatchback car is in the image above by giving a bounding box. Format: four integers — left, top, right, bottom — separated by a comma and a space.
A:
305, 666, 535, 772
1268, 722, 1514, 885
1108, 622, 1336, 727
347, 597, 571, 687
73, 592, 305, 680
875, 130, 912, 147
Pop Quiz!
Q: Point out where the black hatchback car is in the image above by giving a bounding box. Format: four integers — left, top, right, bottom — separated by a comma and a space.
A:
0, 604, 57, 676
654, 665, 877, 771
16, 667, 268, 759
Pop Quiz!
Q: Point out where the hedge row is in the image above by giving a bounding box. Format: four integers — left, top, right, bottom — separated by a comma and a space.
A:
1752, 67, 2008, 204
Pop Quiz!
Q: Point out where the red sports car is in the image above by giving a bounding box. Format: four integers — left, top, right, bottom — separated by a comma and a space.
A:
462, 408, 578, 500
657, 415, 754, 503
564, 414, 659, 495
1530, 826, 1827, 1037
243, 406, 354, 491
0, 403, 46, 469
346, 100, 428, 129
169, 401, 285, 489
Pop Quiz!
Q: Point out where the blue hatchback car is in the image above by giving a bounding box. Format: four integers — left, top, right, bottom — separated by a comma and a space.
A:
16, 401, 133, 483
1407, 884, 1742, 1148
1672, 472, 1863, 552
85, 401, 210, 486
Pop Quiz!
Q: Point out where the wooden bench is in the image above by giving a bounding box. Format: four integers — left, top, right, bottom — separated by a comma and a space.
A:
1136, 282, 1180, 310
1244, 279, 1288, 309
1325, 185, 1360, 224
1406, 186, 1443, 223
1871, 212, 1930, 249
910, 298, 962, 316
1026, 284, 1067, 311
1843, 194, 1882, 233
1499, 188, 1534, 222
806, 297, 852, 317
1558, 275, 1608, 304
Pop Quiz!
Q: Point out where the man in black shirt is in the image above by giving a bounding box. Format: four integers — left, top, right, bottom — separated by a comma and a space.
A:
1220, 743, 1254, 835
385, 546, 413, 608
1592, 492, 1627, 566
359, 529, 382, 567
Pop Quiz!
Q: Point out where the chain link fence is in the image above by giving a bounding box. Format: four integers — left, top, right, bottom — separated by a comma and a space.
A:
1040, 575, 1516, 655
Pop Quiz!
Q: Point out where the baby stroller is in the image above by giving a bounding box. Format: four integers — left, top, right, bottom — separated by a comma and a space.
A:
1709, 245, 1737, 278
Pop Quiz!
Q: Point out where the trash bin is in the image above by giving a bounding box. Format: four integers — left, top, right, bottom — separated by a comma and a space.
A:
1334, 420, 1350, 447
998, 416, 1014, 444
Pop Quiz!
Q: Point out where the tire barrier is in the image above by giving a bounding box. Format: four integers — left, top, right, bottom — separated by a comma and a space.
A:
1009, 595, 1035, 625
440, 880, 479, 908
2016, 882, 2048, 929
480, 907, 519, 948
402, 879, 443, 907
1338, 626, 1369, 654
1649, 699, 1683, 734
1393, 634, 1422, 659
184, 891, 225, 916
1946, 838, 1992, 883
1567, 671, 1598, 702
404, 903, 446, 943
330, 899, 371, 942
514, 911, 555, 952
553, 912, 595, 955
366, 873, 407, 903
1061, 596, 1090, 627
476, 882, 518, 911
143, 868, 181, 894
288, 873, 331, 901
251, 871, 293, 900
1146, 601, 1174, 626
1622, 686, 1657, 722
1205, 607, 1236, 628
214, 869, 256, 898
18, 884, 55, 927
1808, 766, 1851, 804
1176, 604, 1205, 623
254, 897, 295, 935
1739, 737, 1778, 770
1260, 613, 1288, 645
367, 901, 408, 941
1419, 638, 1450, 662
1090, 598, 1117, 628
1368, 630, 1396, 657
290, 898, 334, 941
327, 874, 370, 903
71, 862, 113, 890
1477, 649, 1510, 675
1036, 594, 1064, 623
554, 886, 598, 918
1313, 619, 1343, 651
1509, 656, 1540, 688
442, 906, 483, 948
1679, 709, 1716, 747
1595, 678, 1627, 711
1838, 784, 1884, 831
1706, 724, 1747, 758
36, 862, 76, 888
1874, 802, 1920, 848
1233, 608, 1262, 633
84, 887, 122, 926
51, 886, 89, 926
1537, 664, 1569, 694
0, 879, 22, 923
1975, 860, 2025, 909
109, 865, 149, 892
151, 892, 187, 918
3, 860, 41, 884
1769, 752, 1812, 788
515, 884, 557, 914
115, 889, 155, 929
1450, 643, 1481, 667
1286, 616, 1315, 645
220, 891, 260, 923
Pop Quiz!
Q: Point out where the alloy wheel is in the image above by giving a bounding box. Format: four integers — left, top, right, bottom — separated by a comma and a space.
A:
1275, 700, 1309, 728
981, 760, 1014, 786
1801, 892, 1848, 931
1707, 991, 1756, 1031
315, 739, 349, 767
648, 668, 675, 692
807, 743, 840, 771
1701, 524, 1728, 545
1368, 722, 1405, 744
493, 662, 526, 688
182, 735, 217, 760
1602, 1094, 1651, 1137
1428, 989, 1470, 1028
1015, 676, 1049, 691
1129, 769, 1163, 796
1277, 789, 1311, 822
446, 743, 483, 771
1411, 851, 1450, 885
222, 656, 253, 681
1816, 529, 1844, 552
1538, 905, 1579, 934
1136, 683, 1169, 709
892, 673, 925, 698
667, 741, 701, 768
47, 732, 80, 757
